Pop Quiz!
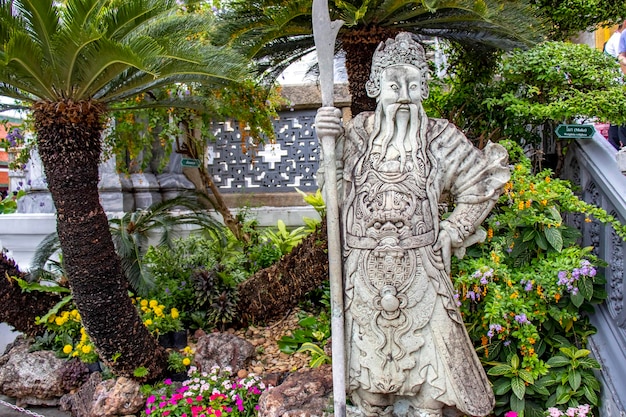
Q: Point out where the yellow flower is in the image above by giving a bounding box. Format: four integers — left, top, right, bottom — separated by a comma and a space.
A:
487, 228, 493, 239
545, 176, 551, 183
517, 201, 524, 211
140, 299, 148, 307
510, 292, 519, 299
585, 217, 592, 223
153, 307, 164, 317
82, 345, 92, 354
149, 300, 158, 308
525, 200, 532, 209
145, 319, 153, 326
63, 344, 73, 355
171, 308, 180, 319
182, 358, 191, 366
55, 316, 66, 326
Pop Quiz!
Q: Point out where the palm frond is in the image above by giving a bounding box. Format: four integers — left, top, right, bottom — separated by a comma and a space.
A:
18, 0, 60, 71
3, 32, 56, 99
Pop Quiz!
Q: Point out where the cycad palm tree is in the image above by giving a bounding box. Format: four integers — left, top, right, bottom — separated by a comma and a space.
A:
0, 0, 250, 379
215, 0, 545, 114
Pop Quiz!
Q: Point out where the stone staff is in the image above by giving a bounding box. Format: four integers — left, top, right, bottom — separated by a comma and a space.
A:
312, 1, 345, 417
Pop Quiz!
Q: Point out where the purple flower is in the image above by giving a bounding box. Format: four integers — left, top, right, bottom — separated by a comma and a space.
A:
504, 340, 511, 346
480, 276, 489, 285
514, 314, 530, 325
524, 281, 533, 291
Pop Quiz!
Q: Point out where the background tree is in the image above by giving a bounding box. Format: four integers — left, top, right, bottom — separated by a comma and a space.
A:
0, 0, 251, 379
214, 0, 544, 115
530, 0, 626, 41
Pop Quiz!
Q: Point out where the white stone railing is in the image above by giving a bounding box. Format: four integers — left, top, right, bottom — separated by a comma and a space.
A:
562, 133, 626, 416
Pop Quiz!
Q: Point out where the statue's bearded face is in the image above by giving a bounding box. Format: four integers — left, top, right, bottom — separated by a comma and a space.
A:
378, 65, 423, 114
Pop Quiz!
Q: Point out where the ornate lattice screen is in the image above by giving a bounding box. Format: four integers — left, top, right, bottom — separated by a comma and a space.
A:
208, 110, 319, 192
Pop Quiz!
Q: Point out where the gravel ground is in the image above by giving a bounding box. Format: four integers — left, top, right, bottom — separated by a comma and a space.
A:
234, 308, 313, 376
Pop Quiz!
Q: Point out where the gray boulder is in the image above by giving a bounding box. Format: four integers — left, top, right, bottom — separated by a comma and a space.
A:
258, 365, 334, 417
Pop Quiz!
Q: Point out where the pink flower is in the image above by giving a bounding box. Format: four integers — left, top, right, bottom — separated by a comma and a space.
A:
146, 395, 156, 404
548, 407, 563, 417
163, 411, 170, 417
164, 378, 173, 385
505, 412, 518, 417
215, 410, 222, 417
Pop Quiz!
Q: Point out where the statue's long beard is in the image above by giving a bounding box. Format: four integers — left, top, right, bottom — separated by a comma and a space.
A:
370, 102, 422, 172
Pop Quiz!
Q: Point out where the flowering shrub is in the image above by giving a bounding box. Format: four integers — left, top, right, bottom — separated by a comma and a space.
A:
142, 366, 269, 417
135, 297, 184, 335
36, 308, 99, 364
451, 140, 611, 416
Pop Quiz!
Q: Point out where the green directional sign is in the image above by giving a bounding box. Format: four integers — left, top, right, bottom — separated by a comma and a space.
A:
181, 158, 201, 168
555, 124, 595, 139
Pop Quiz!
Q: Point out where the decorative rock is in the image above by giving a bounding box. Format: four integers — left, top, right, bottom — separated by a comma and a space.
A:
237, 369, 249, 379
194, 332, 255, 373
258, 365, 333, 417
91, 376, 145, 417
0, 338, 67, 406
60, 373, 145, 417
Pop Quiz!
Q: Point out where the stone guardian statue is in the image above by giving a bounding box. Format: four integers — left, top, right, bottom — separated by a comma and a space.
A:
315, 32, 510, 417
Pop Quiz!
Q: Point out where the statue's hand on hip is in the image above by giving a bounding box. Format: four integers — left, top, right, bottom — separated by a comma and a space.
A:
315, 107, 343, 140
433, 228, 452, 275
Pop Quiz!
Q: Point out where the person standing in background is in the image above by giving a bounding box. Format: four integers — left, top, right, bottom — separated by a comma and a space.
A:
608, 19, 626, 149
605, 20, 625, 57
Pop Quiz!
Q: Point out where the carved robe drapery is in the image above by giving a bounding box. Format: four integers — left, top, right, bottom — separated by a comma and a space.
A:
341, 112, 508, 416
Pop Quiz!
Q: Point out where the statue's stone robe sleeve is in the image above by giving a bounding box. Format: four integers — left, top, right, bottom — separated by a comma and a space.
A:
427, 119, 510, 248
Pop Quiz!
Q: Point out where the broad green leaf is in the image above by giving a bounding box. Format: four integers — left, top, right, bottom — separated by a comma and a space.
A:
546, 355, 570, 368
571, 290, 584, 307
548, 206, 562, 223
518, 369, 535, 384
494, 379, 512, 395
35, 295, 73, 325
488, 364, 513, 376
555, 385, 571, 404
535, 233, 548, 250
579, 276, 594, 300
573, 349, 591, 359
584, 385, 599, 405
568, 370, 582, 391
578, 357, 601, 370
523, 228, 536, 242
510, 392, 525, 413
511, 376, 526, 400
510, 354, 520, 369
544, 227, 563, 252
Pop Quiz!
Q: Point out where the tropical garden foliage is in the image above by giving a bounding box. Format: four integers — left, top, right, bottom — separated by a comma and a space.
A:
213, 0, 544, 115
0, 0, 259, 379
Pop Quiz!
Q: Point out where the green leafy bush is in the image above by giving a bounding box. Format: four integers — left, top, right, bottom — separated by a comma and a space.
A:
450, 141, 618, 416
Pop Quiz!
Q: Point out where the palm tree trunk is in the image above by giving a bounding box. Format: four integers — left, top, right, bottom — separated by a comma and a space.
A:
33, 100, 167, 380
341, 26, 398, 116
236, 219, 328, 324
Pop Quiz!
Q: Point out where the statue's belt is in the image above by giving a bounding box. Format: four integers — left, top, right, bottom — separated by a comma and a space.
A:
346, 230, 435, 250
